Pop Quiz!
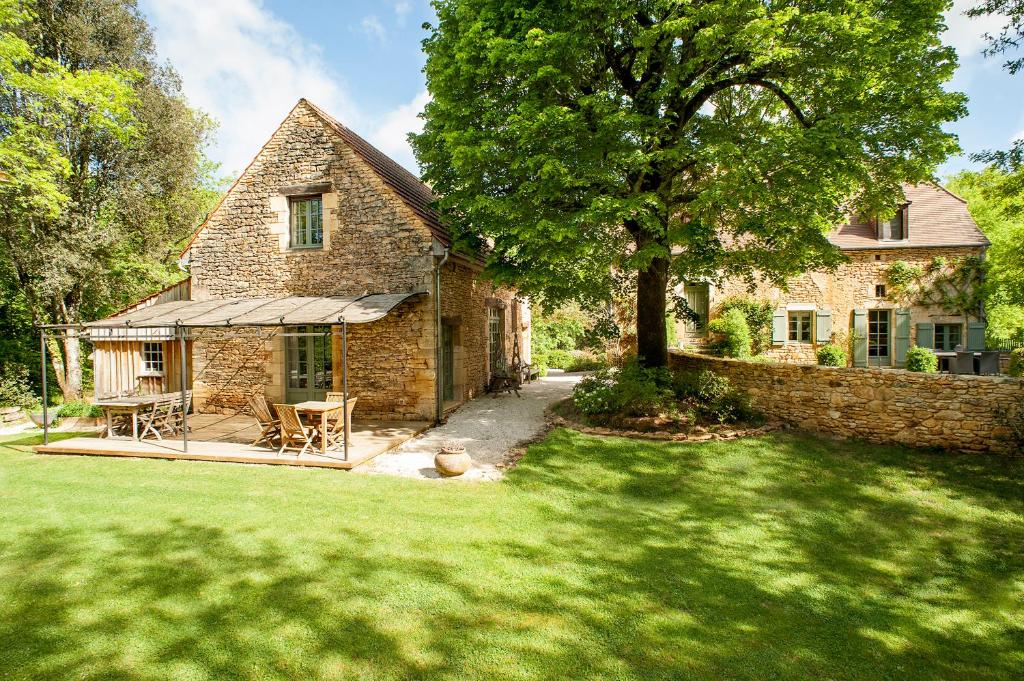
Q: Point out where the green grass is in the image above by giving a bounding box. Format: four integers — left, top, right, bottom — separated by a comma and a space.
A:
1, 430, 1022, 680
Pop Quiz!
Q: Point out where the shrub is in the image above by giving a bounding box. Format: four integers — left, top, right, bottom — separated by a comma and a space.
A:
717, 297, 774, 354
707, 308, 752, 358
572, 361, 674, 417
906, 346, 938, 373
565, 352, 606, 372
672, 369, 756, 424
817, 344, 847, 367
57, 400, 104, 418
544, 349, 574, 369
1009, 348, 1024, 377
0, 365, 38, 410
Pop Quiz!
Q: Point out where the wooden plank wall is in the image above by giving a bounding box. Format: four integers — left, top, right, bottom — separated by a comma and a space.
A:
92, 340, 193, 398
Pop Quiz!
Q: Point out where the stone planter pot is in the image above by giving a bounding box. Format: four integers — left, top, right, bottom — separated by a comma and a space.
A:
434, 441, 471, 477
29, 411, 58, 428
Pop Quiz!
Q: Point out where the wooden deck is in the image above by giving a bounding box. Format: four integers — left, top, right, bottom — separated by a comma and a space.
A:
33, 413, 430, 470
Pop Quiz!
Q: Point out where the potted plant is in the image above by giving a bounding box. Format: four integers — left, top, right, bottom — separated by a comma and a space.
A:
434, 440, 471, 477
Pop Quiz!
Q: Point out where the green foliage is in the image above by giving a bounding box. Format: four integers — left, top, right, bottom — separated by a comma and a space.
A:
56, 400, 103, 418
0, 364, 37, 409
885, 257, 987, 320
1008, 348, 1024, 377
672, 369, 755, 424
717, 297, 774, 354
544, 349, 575, 370
414, 0, 964, 368
572, 361, 675, 417
565, 352, 606, 372
707, 309, 752, 358
817, 344, 848, 367
947, 169, 1024, 342
905, 346, 938, 373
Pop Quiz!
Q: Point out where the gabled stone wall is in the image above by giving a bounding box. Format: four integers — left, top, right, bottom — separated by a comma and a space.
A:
670, 351, 1022, 454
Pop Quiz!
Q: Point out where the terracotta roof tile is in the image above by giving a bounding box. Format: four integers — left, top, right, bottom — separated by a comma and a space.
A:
829, 183, 989, 250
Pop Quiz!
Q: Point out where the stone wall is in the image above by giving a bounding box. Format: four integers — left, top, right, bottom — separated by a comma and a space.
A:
679, 246, 986, 364
670, 351, 1023, 454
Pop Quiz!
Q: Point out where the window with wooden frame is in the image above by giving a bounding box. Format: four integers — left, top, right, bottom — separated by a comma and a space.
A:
934, 323, 963, 352
141, 342, 164, 375
289, 195, 323, 248
877, 206, 907, 241
788, 311, 813, 343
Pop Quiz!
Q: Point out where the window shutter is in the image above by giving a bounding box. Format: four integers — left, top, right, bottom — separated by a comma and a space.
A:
771, 308, 787, 345
916, 322, 934, 350
894, 309, 911, 368
967, 322, 986, 351
852, 309, 868, 367
815, 308, 832, 344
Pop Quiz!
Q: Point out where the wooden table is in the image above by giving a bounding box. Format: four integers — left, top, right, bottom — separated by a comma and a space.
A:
293, 400, 346, 455
95, 393, 178, 440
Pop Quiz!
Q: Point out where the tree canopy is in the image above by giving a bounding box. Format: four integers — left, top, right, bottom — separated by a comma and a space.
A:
0, 0, 217, 400
414, 0, 965, 366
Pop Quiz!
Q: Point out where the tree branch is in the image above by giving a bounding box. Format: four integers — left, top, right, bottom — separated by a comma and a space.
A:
749, 78, 812, 128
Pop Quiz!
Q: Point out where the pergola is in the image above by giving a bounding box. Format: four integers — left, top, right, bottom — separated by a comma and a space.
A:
37, 291, 426, 458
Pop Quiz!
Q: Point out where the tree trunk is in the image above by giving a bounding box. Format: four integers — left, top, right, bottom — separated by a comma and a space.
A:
636, 255, 669, 368
61, 329, 82, 401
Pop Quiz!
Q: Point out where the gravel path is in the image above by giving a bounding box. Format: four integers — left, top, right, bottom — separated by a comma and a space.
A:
356, 372, 582, 480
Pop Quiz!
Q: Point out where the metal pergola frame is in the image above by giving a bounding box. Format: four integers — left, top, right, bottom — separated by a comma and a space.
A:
34, 292, 424, 460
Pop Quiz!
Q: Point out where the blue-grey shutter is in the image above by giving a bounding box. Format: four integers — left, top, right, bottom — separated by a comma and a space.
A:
894, 309, 911, 368
771, 308, 787, 345
815, 308, 832, 344
852, 309, 868, 367
916, 322, 934, 350
967, 321, 986, 351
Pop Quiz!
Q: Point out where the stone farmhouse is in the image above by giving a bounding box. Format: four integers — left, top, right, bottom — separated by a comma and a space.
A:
675, 183, 990, 367
88, 99, 529, 422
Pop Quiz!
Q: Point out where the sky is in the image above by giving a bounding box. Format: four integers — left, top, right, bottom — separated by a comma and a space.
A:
139, 0, 1024, 181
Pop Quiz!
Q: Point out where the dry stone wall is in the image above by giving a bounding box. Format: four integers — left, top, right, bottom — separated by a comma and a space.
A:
670, 351, 1023, 454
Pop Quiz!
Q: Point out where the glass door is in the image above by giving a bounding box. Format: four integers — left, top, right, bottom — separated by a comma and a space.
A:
868, 310, 891, 367
488, 307, 505, 376
285, 325, 333, 403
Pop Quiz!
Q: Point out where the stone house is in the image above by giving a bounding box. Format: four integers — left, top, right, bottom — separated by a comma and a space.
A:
675, 183, 990, 367
90, 99, 529, 422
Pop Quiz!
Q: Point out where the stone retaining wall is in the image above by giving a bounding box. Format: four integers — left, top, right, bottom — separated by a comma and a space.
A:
669, 351, 1023, 454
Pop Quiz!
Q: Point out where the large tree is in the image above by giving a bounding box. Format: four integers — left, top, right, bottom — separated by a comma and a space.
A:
413, 0, 965, 367
0, 0, 215, 400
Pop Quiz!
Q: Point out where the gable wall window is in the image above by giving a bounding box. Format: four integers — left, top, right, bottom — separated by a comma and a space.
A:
788, 311, 813, 343
934, 323, 963, 352
290, 195, 323, 248
141, 342, 164, 375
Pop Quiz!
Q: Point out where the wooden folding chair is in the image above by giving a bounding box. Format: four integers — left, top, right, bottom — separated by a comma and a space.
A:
248, 393, 280, 447
322, 398, 358, 452
163, 391, 192, 437
140, 397, 174, 441
273, 404, 316, 457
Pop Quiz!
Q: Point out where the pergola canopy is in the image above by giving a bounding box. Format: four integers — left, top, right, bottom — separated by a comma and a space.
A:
71, 291, 425, 331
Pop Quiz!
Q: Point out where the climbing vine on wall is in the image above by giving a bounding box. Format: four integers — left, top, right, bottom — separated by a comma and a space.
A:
884, 257, 988, 319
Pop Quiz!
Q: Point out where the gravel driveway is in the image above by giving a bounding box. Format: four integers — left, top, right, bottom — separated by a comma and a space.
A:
356, 371, 582, 480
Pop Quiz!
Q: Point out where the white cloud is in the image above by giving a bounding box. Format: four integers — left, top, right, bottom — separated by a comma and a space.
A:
394, 1, 412, 26
368, 90, 431, 171
142, 0, 427, 176
942, 0, 1006, 58
359, 15, 387, 43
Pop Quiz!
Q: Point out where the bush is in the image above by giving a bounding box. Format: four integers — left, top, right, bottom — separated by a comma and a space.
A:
572, 361, 674, 417
565, 352, 606, 372
717, 297, 774, 355
906, 346, 938, 373
1009, 348, 1024, 377
544, 349, 574, 369
0, 364, 38, 410
57, 400, 104, 418
707, 308, 752, 358
817, 344, 847, 367
672, 369, 756, 424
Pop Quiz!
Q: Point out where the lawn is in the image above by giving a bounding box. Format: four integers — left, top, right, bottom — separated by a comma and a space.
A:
0, 430, 1021, 680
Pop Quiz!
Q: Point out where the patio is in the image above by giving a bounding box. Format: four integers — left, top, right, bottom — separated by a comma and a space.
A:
34, 413, 430, 470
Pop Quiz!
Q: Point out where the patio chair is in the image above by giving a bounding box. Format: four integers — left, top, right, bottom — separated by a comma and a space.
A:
248, 393, 280, 447
273, 404, 316, 457
978, 351, 1001, 376
163, 390, 193, 436
954, 351, 975, 375
321, 397, 359, 452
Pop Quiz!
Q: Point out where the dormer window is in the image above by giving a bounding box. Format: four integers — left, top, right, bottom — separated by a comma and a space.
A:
290, 195, 323, 248
877, 206, 907, 241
